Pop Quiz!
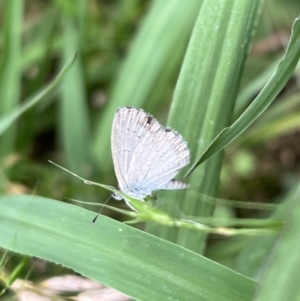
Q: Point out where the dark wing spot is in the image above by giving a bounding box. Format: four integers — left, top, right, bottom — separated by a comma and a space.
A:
146, 115, 153, 124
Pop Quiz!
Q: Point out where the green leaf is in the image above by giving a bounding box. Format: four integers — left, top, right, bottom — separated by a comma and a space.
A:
147, 0, 263, 253
186, 17, 300, 176
0, 195, 256, 301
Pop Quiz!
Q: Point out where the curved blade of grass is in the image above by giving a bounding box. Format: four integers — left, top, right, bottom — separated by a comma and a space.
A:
0, 195, 256, 301
186, 17, 300, 176
0, 54, 77, 135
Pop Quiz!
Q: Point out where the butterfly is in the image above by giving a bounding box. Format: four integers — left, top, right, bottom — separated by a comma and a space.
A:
111, 107, 190, 203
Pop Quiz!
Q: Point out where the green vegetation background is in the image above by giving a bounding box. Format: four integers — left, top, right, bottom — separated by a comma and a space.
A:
0, 1, 300, 300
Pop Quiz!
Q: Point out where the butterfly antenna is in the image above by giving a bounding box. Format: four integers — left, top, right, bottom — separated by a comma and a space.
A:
92, 194, 113, 224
